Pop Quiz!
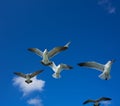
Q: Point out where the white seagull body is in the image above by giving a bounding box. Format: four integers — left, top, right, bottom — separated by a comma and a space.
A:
49, 62, 73, 79
78, 59, 115, 80
14, 70, 44, 84
83, 97, 112, 106
28, 42, 71, 66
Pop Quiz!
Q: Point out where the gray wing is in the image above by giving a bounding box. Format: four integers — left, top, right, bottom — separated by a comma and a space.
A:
29, 70, 44, 78
28, 48, 43, 57
49, 61, 56, 68
83, 99, 95, 104
59, 64, 73, 70
78, 61, 104, 72
98, 97, 112, 102
48, 46, 68, 58
14, 72, 26, 78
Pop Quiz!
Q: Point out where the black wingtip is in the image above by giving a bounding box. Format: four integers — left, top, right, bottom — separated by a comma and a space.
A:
37, 70, 44, 73
83, 101, 88, 105
40, 70, 44, 73
28, 48, 35, 52
104, 97, 112, 100
100, 97, 112, 101
13, 72, 17, 75
107, 98, 112, 100
69, 66, 73, 69
61, 46, 68, 50
78, 63, 85, 66
28, 48, 32, 51
83, 102, 86, 105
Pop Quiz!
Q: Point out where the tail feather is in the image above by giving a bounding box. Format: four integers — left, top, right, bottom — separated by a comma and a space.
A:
25, 80, 32, 84
99, 73, 111, 80
52, 73, 61, 79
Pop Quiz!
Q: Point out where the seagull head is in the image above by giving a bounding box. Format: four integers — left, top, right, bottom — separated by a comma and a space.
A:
43, 49, 48, 54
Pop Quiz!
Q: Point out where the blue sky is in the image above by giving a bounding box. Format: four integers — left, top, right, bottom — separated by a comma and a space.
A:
0, 0, 120, 106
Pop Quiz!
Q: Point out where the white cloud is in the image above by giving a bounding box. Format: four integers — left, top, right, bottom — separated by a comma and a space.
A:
98, 0, 116, 14
101, 101, 111, 106
13, 76, 45, 96
107, 5, 116, 14
27, 98, 43, 106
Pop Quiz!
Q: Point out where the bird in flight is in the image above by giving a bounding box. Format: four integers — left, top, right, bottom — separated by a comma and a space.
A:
49, 61, 73, 79
14, 70, 44, 84
28, 42, 71, 66
83, 97, 112, 106
78, 59, 115, 80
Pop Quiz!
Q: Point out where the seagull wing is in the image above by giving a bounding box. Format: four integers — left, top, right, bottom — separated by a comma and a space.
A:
59, 64, 73, 70
14, 72, 26, 78
28, 48, 43, 57
48, 46, 67, 58
83, 99, 95, 104
29, 70, 44, 78
78, 61, 104, 72
98, 97, 112, 102
64, 41, 71, 47
49, 62, 57, 72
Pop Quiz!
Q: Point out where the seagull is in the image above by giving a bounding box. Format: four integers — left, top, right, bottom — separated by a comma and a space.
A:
49, 61, 73, 79
83, 97, 112, 106
14, 70, 44, 84
28, 42, 71, 66
78, 59, 115, 80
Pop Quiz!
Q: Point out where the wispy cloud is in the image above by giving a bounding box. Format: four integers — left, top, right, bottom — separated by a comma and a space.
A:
101, 101, 111, 106
98, 0, 116, 14
13, 76, 45, 96
27, 97, 43, 106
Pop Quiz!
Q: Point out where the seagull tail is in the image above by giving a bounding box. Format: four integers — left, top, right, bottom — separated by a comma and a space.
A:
25, 80, 32, 84
99, 73, 111, 80
52, 73, 61, 79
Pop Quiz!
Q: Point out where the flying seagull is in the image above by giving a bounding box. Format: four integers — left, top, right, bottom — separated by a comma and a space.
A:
14, 70, 44, 84
28, 42, 71, 66
78, 59, 115, 80
49, 61, 73, 79
83, 97, 112, 106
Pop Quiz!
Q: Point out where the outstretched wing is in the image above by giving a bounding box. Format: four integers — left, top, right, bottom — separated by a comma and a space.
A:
29, 70, 44, 78
98, 97, 112, 102
14, 72, 26, 78
78, 61, 104, 72
49, 62, 57, 72
83, 99, 95, 104
48, 46, 67, 58
28, 48, 43, 57
48, 42, 71, 58
59, 64, 73, 70
64, 41, 71, 47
